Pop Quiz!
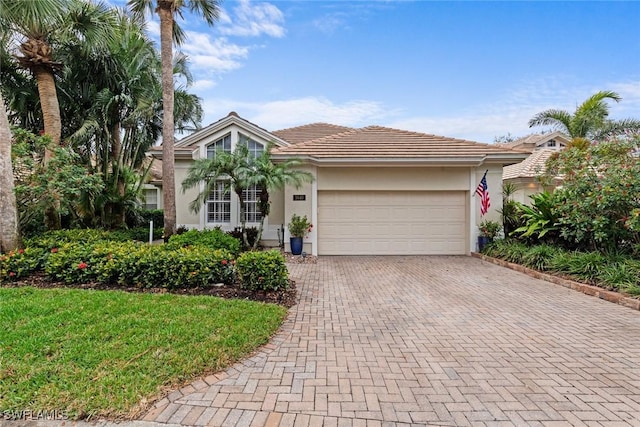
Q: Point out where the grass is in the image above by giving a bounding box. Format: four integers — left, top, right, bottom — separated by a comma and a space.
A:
0, 287, 287, 420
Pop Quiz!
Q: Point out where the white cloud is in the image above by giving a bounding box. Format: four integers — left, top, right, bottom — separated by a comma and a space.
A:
200, 97, 390, 130
312, 13, 349, 35
180, 33, 249, 73
191, 79, 218, 91
218, 0, 285, 38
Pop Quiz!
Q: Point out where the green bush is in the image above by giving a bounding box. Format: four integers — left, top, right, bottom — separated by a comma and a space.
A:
25, 229, 131, 251
236, 250, 289, 292
521, 244, 561, 271
597, 260, 640, 291
226, 227, 260, 251
0, 247, 47, 282
120, 227, 163, 242
126, 208, 164, 229
483, 239, 529, 264
44, 242, 235, 288
167, 228, 240, 255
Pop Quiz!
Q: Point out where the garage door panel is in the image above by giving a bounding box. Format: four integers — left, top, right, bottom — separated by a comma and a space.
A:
318, 190, 466, 255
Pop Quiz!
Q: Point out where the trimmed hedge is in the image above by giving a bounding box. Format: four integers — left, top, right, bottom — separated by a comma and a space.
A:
44, 242, 235, 288
3, 229, 292, 294
167, 228, 240, 256
236, 250, 289, 292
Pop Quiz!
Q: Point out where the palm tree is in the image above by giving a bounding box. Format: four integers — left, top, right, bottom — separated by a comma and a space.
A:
182, 144, 253, 246
248, 147, 313, 250
182, 144, 314, 250
128, 0, 221, 240
1, 0, 116, 229
0, 94, 20, 252
529, 91, 640, 141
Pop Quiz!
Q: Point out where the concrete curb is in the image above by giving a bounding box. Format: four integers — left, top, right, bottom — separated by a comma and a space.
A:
471, 252, 640, 311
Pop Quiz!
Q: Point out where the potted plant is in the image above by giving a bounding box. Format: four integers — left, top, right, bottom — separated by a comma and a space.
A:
288, 214, 313, 255
477, 219, 502, 252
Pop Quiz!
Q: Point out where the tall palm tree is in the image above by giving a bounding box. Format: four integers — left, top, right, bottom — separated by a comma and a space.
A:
1, 0, 116, 229
128, 0, 221, 240
529, 91, 639, 140
0, 94, 20, 252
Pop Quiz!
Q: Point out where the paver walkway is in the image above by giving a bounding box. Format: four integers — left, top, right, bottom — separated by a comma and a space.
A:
142, 256, 640, 426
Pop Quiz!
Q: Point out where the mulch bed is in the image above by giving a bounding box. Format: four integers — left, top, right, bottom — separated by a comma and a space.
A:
5, 272, 299, 308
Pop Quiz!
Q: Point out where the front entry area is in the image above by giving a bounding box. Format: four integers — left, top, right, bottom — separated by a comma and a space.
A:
317, 190, 467, 255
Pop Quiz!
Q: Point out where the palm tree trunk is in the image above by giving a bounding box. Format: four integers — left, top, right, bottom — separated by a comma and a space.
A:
111, 122, 126, 227
33, 66, 62, 229
0, 95, 20, 252
33, 66, 61, 159
158, 3, 177, 241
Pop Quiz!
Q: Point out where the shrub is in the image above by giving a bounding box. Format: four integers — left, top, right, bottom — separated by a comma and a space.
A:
597, 260, 639, 292
126, 208, 164, 229
44, 242, 235, 288
0, 247, 47, 282
120, 227, 163, 242
483, 239, 529, 264
25, 229, 131, 251
236, 250, 289, 292
521, 244, 561, 271
555, 251, 607, 284
167, 228, 240, 255
227, 227, 260, 251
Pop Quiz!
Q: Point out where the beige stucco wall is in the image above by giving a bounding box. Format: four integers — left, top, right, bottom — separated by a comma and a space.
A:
175, 159, 200, 227
473, 166, 504, 236
317, 167, 470, 191
269, 188, 285, 226
284, 165, 316, 254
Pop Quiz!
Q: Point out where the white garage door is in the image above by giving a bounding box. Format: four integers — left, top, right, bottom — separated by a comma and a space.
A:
318, 191, 467, 255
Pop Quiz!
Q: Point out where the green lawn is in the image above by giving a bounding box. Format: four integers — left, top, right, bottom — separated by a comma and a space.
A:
0, 287, 287, 419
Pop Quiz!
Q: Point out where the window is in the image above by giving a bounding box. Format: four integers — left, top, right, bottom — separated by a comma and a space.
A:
243, 185, 262, 223
207, 134, 231, 159
239, 133, 264, 158
144, 188, 158, 210
207, 181, 231, 223
546, 139, 557, 147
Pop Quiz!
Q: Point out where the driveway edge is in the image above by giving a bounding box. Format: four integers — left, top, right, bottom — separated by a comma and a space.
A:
472, 252, 640, 311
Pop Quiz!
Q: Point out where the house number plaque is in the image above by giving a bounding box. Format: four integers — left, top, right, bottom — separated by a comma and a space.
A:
293, 195, 306, 201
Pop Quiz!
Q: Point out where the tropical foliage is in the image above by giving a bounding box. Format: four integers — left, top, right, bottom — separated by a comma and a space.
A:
0, 1, 205, 235
182, 144, 313, 250
545, 133, 640, 252
529, 91, 640, 140
128, 0, 221, 240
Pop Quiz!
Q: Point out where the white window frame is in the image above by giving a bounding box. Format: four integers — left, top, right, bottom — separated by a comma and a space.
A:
239, 133, 265, 158
243, 184, 262, 223
207, 180, 231, 224
207, 133, 232, 159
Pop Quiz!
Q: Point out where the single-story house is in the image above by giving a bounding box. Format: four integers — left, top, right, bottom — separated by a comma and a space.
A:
500, 132, 570, 204
148, 112, 527, 255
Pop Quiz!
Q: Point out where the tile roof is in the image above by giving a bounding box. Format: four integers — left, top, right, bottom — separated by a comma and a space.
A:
272, 126, 527, 161
502, 148, 556, 180
497, 131, 569, 153
272, 123, 355, 145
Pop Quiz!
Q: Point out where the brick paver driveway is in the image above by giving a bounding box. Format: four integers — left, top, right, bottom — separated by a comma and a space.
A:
144, 256, 640, 426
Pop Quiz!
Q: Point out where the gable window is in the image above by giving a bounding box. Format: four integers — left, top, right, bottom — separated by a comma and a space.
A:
207, 134, 231, 159
546, 139, 557, 147
243, 185, 262, 223
239, 133, 264, 158
207, 180, 231, 223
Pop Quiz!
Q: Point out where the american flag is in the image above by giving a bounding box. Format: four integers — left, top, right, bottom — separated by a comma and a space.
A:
475, 171, 490, 216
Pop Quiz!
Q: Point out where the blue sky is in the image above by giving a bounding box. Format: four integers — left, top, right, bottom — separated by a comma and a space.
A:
118, 0, 640, 143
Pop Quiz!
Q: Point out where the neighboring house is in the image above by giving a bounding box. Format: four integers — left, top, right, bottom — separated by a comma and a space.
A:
500, 132, 570, 204
498, 131, 570, 153
149, 112, 526, 255
502, 149, 558, 204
